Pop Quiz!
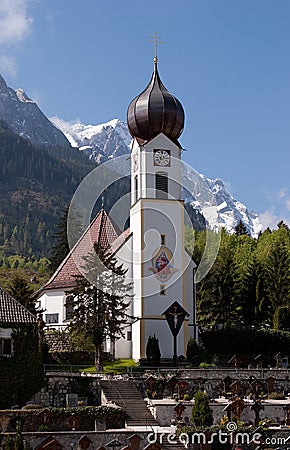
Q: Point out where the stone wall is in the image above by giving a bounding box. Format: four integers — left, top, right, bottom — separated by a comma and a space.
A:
1, 430, 154, 450
141, 368, 290, 400
148, 398, 290, 426
38, 369, 290, 408
32, 373, 102, 407
0, 406, 125, 433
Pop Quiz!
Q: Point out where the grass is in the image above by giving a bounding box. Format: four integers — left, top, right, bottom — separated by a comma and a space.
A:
81, 359, 138, 374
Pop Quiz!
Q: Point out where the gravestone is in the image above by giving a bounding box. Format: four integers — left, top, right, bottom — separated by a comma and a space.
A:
66, 393, 78, 407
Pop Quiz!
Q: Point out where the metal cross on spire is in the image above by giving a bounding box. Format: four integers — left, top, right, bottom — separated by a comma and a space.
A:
149, 32, 163, 63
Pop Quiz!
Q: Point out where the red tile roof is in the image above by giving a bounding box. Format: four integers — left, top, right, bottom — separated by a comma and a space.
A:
109, 227, 132, 255
42, 209, 128, 291
0, 287, 37, 324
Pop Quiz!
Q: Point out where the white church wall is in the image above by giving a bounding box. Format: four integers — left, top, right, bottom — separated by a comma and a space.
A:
130, 197, 192, 359
114, 325, 132, 359
129, 132, 195, 360
142, 134, 182, 201
145, 319, 186, 360
131, 134, 182, 204
185, 253, 197, 341
113, 235, 134, 359
130, 200, 144, 360
38, 290, 66, 328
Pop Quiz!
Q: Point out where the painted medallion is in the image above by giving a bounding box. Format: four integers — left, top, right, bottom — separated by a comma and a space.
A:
149, 246, 178, 282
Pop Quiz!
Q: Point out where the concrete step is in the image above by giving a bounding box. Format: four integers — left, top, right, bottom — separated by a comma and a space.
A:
99, 380, 159, 427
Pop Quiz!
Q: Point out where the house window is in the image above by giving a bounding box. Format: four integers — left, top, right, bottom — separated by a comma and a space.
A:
127, 331, 132, 341
65, 297, 74, 320
160, 285, 166, 295
161, 234, 166, 245
156, 173, 168, 199
45, 313, 59, 324
0, 338, 12, 356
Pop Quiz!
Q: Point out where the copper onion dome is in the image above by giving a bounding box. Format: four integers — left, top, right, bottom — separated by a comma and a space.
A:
127, 58, 185, 142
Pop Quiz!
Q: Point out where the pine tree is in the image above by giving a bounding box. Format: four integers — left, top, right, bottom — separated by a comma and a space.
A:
265, 237, 290, 311
146, 335, 161, 365
67, 245, 133, 371
191, 390, 213, 428
234, 255, 265, 326
8, 275, 36, 314
235, 220, 249, 236
49, 205, 82, 273
273, 305, 290, 330
49, 206, 70, 273
186, 337, 201, 365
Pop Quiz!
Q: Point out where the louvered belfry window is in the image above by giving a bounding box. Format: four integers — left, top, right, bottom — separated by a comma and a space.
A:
156, 172, 168, 199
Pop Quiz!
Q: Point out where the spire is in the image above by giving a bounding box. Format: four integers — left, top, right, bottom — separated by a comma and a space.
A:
127, 57, 185, 142
150, 31, 163, 66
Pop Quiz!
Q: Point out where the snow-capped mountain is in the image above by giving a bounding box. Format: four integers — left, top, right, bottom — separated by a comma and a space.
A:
187, 175, 261, 237
0, 75, 70, 148
51, 117, 131, 164
53, 116, 262, 237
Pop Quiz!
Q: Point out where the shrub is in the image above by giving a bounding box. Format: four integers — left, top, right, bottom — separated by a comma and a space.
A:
273, 306, 290, 330
146, 335, 161, 365
201, 327, 290, 357
186, 337, 203, 364
191, 390, 213, 428
268, 392, 285, 400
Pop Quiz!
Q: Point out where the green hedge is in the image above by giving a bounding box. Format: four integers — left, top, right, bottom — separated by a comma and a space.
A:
0, 325, 44, 409
0, 406, 126, 431
201, 327, 290, 357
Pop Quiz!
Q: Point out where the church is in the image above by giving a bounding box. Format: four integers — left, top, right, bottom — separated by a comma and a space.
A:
37, 56, 197, 361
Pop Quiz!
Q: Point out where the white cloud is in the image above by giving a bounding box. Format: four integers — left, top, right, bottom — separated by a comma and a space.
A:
50, 116, 80, 133
259, 208, 279, 230
278, 187, 287, 200
0, 55, 16, 77
285, 199, 290, 212
0, 0, 33, 45
0, 0, 33, 76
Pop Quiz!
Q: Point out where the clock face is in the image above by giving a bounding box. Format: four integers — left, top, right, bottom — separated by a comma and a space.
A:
153, 149, 170, 167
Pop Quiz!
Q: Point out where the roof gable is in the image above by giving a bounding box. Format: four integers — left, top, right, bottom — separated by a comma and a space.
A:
41, 209, 119, 291
0, 287, 36, 324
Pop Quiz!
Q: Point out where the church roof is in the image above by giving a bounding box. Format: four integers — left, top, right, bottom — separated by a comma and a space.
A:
41, 209, 127, 291
127, 59, 184, 142
0, 287, 37, 324
109, 227, 132, 255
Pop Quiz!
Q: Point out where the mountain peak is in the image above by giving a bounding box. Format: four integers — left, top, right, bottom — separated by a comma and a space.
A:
0, 73, 70, 148
51, 117, 131, 163
54, 116, 262, 236
0, 75, 7, 91
15, 89, 34, 103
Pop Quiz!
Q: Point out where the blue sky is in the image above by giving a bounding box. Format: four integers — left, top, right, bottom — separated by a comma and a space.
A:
1, 0, 290, 228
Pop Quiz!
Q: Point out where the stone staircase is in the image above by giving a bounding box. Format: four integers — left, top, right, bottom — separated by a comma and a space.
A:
99, 380, 159, 427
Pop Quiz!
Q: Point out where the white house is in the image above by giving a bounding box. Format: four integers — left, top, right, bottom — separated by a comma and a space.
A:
0, 286, 37, 356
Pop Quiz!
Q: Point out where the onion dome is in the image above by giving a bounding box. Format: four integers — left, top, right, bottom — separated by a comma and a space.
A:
127, 58, 185, 142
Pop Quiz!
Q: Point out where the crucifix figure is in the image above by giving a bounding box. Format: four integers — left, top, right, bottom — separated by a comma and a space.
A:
169, 306, 184, 329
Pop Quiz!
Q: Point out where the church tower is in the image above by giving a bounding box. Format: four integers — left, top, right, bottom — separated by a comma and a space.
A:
127, 57, 195, 360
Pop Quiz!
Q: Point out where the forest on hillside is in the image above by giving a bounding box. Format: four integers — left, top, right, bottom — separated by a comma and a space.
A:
185, 221, 290, 331
0, 121, 95, 257
0, 121, 130, 260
